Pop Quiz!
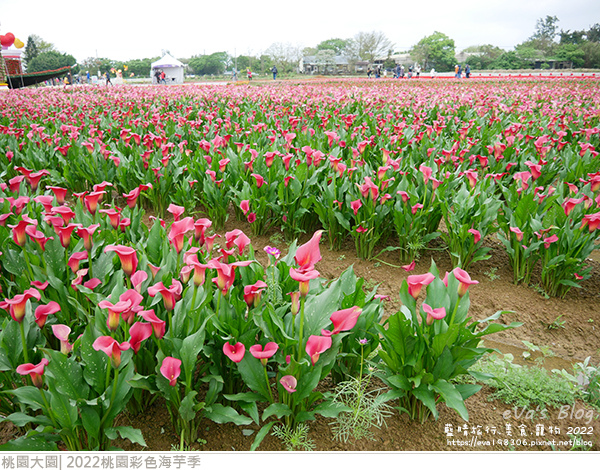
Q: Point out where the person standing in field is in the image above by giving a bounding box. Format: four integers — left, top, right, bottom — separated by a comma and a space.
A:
465, 64, 471, 78
271, 65, 278, 80
247, 68, 252, 80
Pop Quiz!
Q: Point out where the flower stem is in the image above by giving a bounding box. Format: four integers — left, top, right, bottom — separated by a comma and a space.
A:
99, 367, 120, 430
297, 296, 306, 361
215, 290, 222, 318
448, 295, 462, 326
22, 249, 35, 280
263, 365, 274, 404
104, 359, 112, 390
87, 249, 93, 281
19, 321, 29, 364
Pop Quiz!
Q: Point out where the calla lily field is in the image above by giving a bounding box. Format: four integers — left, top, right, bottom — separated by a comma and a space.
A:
0, 76, 598, 451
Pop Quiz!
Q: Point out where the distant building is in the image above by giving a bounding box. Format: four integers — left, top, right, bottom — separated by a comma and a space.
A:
353, 61, 370, 73
374, 53, 414, 67
532, 60, 573, 70
299, 55, 351, 74
454, 51, 482, 64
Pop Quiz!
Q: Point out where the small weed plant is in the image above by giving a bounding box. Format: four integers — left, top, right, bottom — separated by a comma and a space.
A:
484, 267, 500, 281
329, 340, 393, 443
553, 357, 600, 408
472, 354, 576, 409
541, 315, 566, 330
521, 341, 555, 363
271, 423, 315, 451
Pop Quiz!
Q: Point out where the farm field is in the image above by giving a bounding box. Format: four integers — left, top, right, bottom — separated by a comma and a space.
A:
0, 77, 599, 452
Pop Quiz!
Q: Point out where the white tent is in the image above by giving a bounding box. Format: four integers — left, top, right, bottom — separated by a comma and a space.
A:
150, 53, 185, 84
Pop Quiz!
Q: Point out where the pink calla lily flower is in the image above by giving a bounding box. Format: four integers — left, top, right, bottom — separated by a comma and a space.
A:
468, 228, 481, 244
290, 268, 320, 297
305, 335, 332, 366
4, 288, 41, 323
294, 230, 323, 272
16, 358, 49, 388
147, 280, 183, 311
453, 268, 479, 297
243, 280, 268, 308
321, 306, 362, 336
98, 298, 132, 331
52, 324, 73, 355
406, 273, 435, 300
280, 375, 297, 393
128, 322, 153, 354
138, 309, 166, 339
223, 342, 246, 363
168, 217, 195, 253
249, 342, 278, 365
167, 204, 185, 222
208, 259, 254, 296
160, 356, 181, 386
423, 303, 447, 326
105, 245, 138, 277
34, 301, 61, 328
92, 336, 131, 368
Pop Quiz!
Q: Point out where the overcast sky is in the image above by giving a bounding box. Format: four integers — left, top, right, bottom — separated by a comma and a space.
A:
1, 0, 599, 62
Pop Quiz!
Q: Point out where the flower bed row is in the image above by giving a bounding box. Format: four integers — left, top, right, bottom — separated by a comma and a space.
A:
0, 77, 597, 450
1, 78, 599, 297
0, 183, 519, 450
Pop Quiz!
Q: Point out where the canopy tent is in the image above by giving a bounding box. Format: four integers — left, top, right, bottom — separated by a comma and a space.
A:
150, 53, 185, 84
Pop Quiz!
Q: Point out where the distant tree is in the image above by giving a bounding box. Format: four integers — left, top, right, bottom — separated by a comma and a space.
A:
80, 57, 117, 77
23, 36, 38, 69
526, 15, 560, 57
490, 51, 528, 70
587, 24, 600, 42
554, 44, 585, 67
234, 55, 254, 72
514, 41, 544, 61
461, 44, 505, 69
302, 47, 317, 57
410, 31, 455, 71
26, 51, 76, 73
188, 52, 228, 75
258, 54, 274, 75
28, 35, 56, 55
559, 29, 586, 45
23, 34, 57, 70
346, 31, 393, 62
317, 38, 351, 55
582, 42, 600, 68
121, 58, 157, 77
531, 15, 560, 41
264, 42, 303, 73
